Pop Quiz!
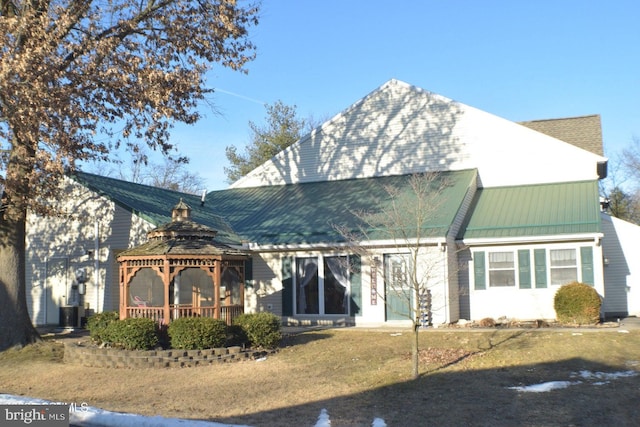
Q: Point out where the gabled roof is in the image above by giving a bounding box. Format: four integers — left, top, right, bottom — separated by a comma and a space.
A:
75, 169, 478, 247
519, 115, 603, 156
231, 79, 607, 189
460, 180, 601, 241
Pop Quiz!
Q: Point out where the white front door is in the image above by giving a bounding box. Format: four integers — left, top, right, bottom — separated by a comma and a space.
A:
45, 258, 69, 324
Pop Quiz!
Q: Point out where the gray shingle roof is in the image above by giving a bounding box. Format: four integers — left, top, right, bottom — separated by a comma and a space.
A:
518, 115, 603, 156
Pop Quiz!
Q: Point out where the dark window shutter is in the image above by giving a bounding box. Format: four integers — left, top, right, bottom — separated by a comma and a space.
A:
281, 256, 293, 316
350, 255, 362, 316
581, 246, 595, 285
518, 249, 531, 289
534, 249, 547, 288
474, 251, 486, 290
244, 257, 253, 288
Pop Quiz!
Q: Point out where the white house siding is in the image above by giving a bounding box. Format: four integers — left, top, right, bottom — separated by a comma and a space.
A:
232, 80, 605, 189
467, 241, 604, 321
245, 252, 283, 315
26, 179, 154, 326
601, 214, 640, 317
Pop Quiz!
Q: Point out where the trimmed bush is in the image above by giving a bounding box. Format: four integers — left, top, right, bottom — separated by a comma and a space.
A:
168, 317, 227, 350
86, 311, 119, 344
234, 312, 282, 349
225, 324, 249, 347
554, 282, 602, 325
104, 318, 159, 350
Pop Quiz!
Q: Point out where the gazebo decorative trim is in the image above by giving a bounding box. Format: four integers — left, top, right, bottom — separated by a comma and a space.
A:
117, 199, 249, 325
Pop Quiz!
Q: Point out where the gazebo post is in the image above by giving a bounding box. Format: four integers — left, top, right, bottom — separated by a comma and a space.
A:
163, 258, 171, 324
119, 263, 126, 320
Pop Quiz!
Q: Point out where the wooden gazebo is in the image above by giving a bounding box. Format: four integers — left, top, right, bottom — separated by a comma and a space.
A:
118, 199, 249, 325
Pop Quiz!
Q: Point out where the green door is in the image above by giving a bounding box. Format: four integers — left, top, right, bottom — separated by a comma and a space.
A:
385, 254, 412, 321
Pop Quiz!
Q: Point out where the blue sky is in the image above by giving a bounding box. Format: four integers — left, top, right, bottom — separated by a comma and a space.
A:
164, 0, 640, 190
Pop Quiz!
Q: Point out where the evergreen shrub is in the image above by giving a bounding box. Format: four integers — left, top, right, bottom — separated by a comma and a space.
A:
104, 318, 159, 350
225, 324, 249, 347
554, 282, 601, 325
234, 312, 282, 349
168, 317, 227, 350
86, 311, 119, 344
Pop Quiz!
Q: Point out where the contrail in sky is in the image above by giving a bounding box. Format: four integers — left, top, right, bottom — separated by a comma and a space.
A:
213, 88, 266, 105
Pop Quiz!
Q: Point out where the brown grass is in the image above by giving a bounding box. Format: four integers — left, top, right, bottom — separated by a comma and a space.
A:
2, 328, 640, 426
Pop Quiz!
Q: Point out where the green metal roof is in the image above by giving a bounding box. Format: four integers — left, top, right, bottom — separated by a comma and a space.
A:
205, 169, 476, 245
73, 173, 243, 245
76, 169, 477, 247
460, 180, 601, 240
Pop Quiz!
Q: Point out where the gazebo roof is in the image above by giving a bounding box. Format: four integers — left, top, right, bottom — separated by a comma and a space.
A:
119, 199, 248, 258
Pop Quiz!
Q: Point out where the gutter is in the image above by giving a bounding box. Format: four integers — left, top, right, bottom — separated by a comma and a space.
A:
246, 237, 448, 252
457, 232, 604, 247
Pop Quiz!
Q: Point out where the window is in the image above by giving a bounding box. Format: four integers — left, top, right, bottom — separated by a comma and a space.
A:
488, 251, 515, 287
295, 256, 349, 315
550, 249, 577, 286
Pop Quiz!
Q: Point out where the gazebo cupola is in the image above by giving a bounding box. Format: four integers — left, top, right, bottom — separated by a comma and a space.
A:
118, 199, 249, 324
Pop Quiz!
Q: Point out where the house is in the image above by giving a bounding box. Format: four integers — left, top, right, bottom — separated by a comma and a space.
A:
25, 79, 640, 328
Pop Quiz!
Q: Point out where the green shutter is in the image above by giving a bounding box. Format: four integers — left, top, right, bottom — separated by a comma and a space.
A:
581, 246, 594, 285
244, 257, 253, 288
534, 249, 547, 288
282, 257, 293, 316
349, 255, 362, 316
518, 250, 531, 289
473, 251, 486, 290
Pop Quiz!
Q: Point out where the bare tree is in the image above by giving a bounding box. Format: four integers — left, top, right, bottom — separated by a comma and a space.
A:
336, 172, 451, 380
0, 0, 258, 350
92, 145, 206, 195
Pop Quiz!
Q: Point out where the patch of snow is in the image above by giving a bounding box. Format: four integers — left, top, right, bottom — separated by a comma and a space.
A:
508, 381, 579, 393
618, 330, 630, 333
0, 394, 252, 427
314, 409, 385, 427
314, 409, 331, 427
254, 356, 267, 362
573, 370, 638, 381
389, 333, 402, 337
508, 370, 639, 393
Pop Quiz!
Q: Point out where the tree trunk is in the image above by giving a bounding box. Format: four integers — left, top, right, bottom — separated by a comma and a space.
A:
0, 141, 41, 351
411, 322, 419, 380
0, 205, 41, 351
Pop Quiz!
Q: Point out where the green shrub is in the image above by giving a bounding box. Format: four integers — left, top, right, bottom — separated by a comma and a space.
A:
86, 311, 119, 344
168, 317, 227, 350
554, 282, 602, 325
225, 324, 249, 347
104, 318, 159, 350
234, 312, 282, 349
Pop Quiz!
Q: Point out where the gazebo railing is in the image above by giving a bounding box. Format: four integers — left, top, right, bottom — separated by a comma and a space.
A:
125, 304, 244, 325
126, 307, 164, 322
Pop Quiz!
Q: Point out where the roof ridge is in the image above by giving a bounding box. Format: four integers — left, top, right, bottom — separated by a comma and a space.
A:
518, 114, 601, 124
478, 179, 599, 191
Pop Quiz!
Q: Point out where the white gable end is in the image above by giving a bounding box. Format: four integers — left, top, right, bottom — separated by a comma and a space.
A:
231, 80, 606, 189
